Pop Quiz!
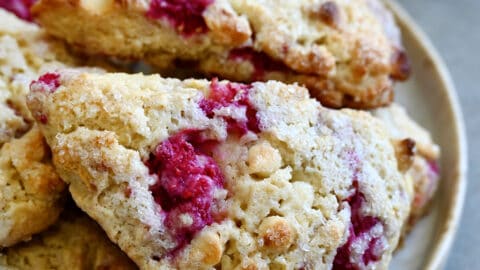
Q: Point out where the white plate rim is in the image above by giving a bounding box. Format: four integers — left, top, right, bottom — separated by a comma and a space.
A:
385, 1, 468, 269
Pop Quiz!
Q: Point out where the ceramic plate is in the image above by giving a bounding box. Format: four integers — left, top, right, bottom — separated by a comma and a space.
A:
385, 1, 467, 269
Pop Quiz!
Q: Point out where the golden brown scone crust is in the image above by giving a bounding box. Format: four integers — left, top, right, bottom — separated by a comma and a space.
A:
0, 126, 65, 247
0, 9, 112, 247
0, 10, 72, 247
0, 207, 137, 270
32, 0, 410, 108
28, 70, 411, 269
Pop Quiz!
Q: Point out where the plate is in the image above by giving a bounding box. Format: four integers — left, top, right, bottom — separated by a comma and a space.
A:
385, 1, 467, 269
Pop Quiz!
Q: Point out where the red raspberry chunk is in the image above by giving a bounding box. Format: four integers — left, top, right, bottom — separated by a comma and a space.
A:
333, 183, 386, 270
146, 130, 225, 254
333, 151, 387, 269
30, 72, 61, 93
146, 0, 213, 36
229, 48, 289, 81
0, 0, 36, 21
199, 78, 260, 134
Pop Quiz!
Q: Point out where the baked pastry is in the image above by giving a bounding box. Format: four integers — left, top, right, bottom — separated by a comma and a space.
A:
32, 0, 410, 108
0, 9, 74, 247
0, 205, 137, 270
0, 7, 88, 147
28, 70, 412, 269
0, 7, 95, 139
371, 104, 440, 227
0, 126, 65, 247
0, 9, 110, 247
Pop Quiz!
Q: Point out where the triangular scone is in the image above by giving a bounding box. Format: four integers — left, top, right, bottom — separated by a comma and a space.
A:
371, 104, 440, 228
28, 70, 411, 269
0, 206, 136, 270
32, 0, 409, 109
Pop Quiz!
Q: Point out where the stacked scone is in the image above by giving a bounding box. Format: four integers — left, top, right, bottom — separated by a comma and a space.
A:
0, 7, 137, 268
0, 1, 439, 269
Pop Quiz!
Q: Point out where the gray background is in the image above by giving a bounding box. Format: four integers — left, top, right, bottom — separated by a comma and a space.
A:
398, 0, 479, 269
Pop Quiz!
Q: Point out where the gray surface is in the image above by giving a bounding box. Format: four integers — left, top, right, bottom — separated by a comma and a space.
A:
398, 0, 480, 269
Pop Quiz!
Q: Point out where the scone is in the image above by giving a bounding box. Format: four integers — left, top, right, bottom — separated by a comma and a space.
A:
28, 70, 412, 269
0, 9, 109, 247
0, 9, 73, 247
0, 9, 69, 146
371, 104, 440, 227
32, 0, 410, 108
0, 126, 65, 247
0, 205, 137, 270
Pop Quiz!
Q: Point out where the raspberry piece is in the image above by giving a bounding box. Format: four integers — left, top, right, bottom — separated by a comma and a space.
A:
30, 72, 61, 93
333, 151, 386, 269
146, 0, 213, 36
146, 130, 225, 254
332, 184, 385, 269
199, 78, 260, 134
229, 48, 289, 81
428, 160, 440, 176
0, 0, 36, 21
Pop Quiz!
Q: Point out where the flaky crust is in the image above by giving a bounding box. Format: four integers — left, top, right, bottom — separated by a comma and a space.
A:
0, 207, 137, 270
32, 0, 409, 108
28, 70, 411, 269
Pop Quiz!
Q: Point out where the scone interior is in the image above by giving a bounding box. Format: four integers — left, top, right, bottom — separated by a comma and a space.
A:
28, 70, 412, 269
31, 0, 410, 108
